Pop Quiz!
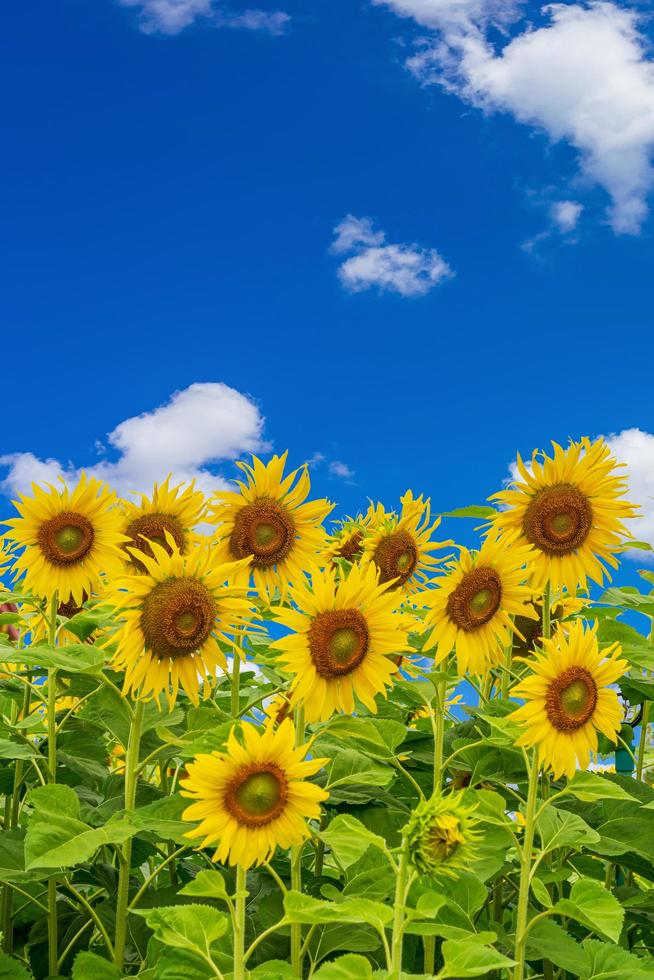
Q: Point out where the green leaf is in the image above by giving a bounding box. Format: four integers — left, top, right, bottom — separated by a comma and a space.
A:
530, 877, 553, 908
0, 738, 39, 760
319, 815, 388, 869
440, 505, 496, 519
599, 587, 654, 618
72, 951, 122, 980
415, 891, 447, 917
25, 808, 137, 870
134, 903, 228, 954
27, 783, 80, 818
129, 794, 189, 844
325, 750, 394, 803
318, 716, 405, 760
553, 879, 624, 943
0, 950, 34, 979
438, 940, 516, 978
536, 805, 600, 853
179, 869, 230, 903
565, 771, 638, 803
526, 919, 587, 975
283, 891, 393, 934
312, 955, 373, 979
0, 643, 106, 674
249, 963, 296, 979
579, 938, 654, 979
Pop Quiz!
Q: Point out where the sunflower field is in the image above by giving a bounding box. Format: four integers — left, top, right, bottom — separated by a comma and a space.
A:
1, 440, 653, 980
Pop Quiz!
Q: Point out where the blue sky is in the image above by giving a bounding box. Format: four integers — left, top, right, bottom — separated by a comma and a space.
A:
2, 0, 653, 574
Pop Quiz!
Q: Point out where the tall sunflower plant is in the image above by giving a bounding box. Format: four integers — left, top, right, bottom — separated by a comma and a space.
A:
0, 442, 652, 980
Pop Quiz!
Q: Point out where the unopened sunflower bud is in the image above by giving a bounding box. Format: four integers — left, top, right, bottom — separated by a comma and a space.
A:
404, 791, 481, 879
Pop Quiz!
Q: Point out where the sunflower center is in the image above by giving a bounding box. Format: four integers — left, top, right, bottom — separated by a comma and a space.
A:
337, 531, 363, 563
446, 567, 502, 632
38, 512, 95, 566
225, 763, 289, 827
522, 483, 593, 556
546, 666, 598, 731
373, 530, 418, 588
125, 513, 187, 570
140, 577, 216, 660
229, 498, 296, 569
308, 609, 369, 677
426, 815, 465, 863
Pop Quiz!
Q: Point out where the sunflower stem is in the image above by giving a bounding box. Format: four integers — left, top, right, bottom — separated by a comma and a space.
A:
541, 581, 551, 642
231, 652, 241, 718
433, 675, 446, 794
390, 840, 409, 978
290, 704, 305, 977
233, 864, 247, 980
114, 698, 145, 970
636, 623, 654, 782
422, 935, 436, 975
46, 592, 59, 978
514, 750, 540, 980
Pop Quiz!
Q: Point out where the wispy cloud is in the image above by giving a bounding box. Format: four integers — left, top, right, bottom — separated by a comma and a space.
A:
0, 383, 267, 500
331, 214, 454, 297
329, 460, 355, 480
118, 0, 290, 36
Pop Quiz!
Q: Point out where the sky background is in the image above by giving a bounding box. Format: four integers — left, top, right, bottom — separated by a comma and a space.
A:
1, 0, 653, 585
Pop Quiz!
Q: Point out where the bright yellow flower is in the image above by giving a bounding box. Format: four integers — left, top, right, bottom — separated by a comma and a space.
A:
322, 501, 389, 566
271, 562, 411, 722
509, 619, 627, 779
106, 537, 255, 709
121, 476, 207, 572
361, 492, 450, 595
207, 453, 333, 602
181, 719, 328, 868
491, 438, 637, 593
422, 531, 537, 675
3, 475, 127, 605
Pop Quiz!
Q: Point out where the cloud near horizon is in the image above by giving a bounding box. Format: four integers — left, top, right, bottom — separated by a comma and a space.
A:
118, 0, 289, 36
0, 383, 267, 501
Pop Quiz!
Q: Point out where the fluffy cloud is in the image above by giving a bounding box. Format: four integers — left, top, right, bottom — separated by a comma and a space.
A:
118, 0, 289, 36
604, 428, 654, 558
0, 383, 266, 500
379, 2, 654, 235
331, 214, 453, 297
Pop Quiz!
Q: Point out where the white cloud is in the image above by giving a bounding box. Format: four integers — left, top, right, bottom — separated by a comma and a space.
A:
118, 0, 290, 36
329, 460, 355, 480
0, 382, 266, 500
381, 2, 654, 235
604, 428, 654, 559
551, 200, 583, 234
332, 214, 453, 297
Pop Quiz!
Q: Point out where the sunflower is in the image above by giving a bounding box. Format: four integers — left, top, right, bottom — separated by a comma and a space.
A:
322, 502, 388, 567
422, 532, 537, 675
491, 438, 637, 593
207, 453, 333, 602
361, 492, 450, 594
509, 619, 627, 778
511, 593, 586, 659
122, 477, 206, 572
270, 562, 411, 722
181, 718, 328, 868
3, 475, 127, 605
106, 537, 255, 708
405, 791, 482, 879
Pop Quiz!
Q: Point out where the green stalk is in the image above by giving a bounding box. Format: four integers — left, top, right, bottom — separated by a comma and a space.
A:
290, 704, 305, 977
231, 652, 241, 718
541, 581, 551, 642
233, 865, 247, 980
46, 593, 59, 978
422, 934, 436, 975
432, 675, 446, 794
2, 666, 32, 954
390, 842, 409, 978
113, 698, 145, 969
636, 622, 654, 782
513, 751, 540, 980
